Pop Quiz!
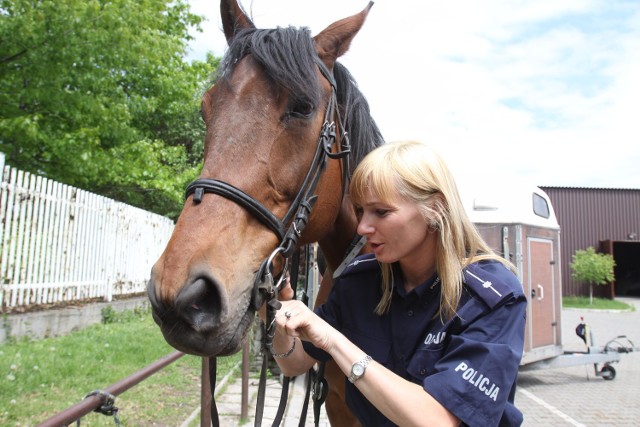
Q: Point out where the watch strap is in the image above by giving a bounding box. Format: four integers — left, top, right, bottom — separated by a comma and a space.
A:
348, 354, 372, 383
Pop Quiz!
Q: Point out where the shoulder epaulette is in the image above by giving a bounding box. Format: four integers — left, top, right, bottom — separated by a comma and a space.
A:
337, 253, 379, 278
462, 262, 518, 309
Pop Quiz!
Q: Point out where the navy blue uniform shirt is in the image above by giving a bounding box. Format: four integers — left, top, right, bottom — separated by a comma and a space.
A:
302, 253, 527, 427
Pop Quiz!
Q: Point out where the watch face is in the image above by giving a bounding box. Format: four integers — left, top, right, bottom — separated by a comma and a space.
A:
353, 364, 365, 376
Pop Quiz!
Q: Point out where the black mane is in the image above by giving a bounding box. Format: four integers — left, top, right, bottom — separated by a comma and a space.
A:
219, 26, 384, 174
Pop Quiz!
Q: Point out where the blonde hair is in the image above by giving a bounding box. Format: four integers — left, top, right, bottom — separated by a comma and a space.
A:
349, 140, 516, 320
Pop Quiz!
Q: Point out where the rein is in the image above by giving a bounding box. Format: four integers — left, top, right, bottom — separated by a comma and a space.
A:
185, 57, 349, 426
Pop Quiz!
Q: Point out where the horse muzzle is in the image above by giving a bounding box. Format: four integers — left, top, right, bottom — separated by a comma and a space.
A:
146, 271, 255, 357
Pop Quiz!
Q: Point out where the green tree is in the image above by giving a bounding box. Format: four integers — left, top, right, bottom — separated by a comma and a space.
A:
0, 0, 218, 218
570, 246, 616, 304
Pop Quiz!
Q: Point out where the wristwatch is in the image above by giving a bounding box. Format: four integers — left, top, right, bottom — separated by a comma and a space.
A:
348, 355, 372, 383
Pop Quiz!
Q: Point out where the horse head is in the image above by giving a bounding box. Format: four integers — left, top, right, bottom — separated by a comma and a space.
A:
147, 0, 379, 357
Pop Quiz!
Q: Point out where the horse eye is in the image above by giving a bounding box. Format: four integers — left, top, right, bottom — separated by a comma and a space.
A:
289, 101, 315, 119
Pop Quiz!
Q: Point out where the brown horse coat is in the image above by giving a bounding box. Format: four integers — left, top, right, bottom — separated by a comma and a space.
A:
147, 1, 383, 424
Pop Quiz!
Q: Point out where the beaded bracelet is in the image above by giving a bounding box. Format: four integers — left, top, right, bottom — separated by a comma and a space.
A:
271, 338, 296, 359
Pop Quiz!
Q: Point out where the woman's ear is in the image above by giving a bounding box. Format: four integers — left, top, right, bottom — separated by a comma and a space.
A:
426, 192, 447, 231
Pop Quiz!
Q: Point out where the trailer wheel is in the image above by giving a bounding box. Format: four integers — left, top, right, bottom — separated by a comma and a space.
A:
600, 364, 616, 380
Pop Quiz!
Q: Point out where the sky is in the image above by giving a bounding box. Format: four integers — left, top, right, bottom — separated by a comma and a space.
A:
185, 0, 640, 190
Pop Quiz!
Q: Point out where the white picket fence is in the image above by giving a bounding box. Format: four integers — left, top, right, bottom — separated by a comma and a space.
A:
0, 153, 175, 310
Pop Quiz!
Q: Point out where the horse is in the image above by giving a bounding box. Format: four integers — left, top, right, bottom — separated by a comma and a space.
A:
146, 0, 383, 425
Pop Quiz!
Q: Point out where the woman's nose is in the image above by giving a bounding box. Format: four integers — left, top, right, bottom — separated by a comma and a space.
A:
357, 216, 373, 236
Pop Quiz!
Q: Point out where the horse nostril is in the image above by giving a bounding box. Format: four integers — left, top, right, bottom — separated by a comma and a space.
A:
175, 277, 223, 333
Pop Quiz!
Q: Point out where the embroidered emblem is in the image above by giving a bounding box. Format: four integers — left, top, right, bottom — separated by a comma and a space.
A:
455, 362, 500, 401
465, 270, 502, 297
423, 331, 446, 345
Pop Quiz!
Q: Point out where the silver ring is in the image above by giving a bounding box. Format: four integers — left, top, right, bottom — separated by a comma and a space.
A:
285, 311, 292, 319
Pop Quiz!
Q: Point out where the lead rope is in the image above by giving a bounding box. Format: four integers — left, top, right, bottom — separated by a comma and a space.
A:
311, 362, 329, 426
266, 246, 323, 427
275, 247, 305, 426
204, 251, 285, 427
257, 280, 285, 427
294, 245, 312, 427
270, 246, 304, 426
295, 244, 329, 427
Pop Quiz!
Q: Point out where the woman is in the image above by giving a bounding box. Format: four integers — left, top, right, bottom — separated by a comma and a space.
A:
271, 140, 526, 426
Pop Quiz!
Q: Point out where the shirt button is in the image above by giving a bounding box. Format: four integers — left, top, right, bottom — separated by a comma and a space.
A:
407, 310, 414, 316
420, 369, 426, 375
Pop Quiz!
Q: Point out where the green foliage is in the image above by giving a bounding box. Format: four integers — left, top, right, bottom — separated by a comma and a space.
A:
563, 296, 633, 311
0, 306, 243, 425
100, 305, 118, 324
570, 247, 615, 286
0, 0, 220, 218
101, 304, 148, 324
570, 246, 616, 304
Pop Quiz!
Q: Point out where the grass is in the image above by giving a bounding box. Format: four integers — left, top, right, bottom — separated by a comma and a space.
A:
9, 296, 630, 425
0, 306, 246, 426
562, 296, 635, 311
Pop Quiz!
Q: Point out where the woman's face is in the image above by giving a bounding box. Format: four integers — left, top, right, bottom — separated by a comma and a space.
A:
355, 188, 435, 266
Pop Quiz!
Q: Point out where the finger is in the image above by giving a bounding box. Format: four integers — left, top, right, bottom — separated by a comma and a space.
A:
278, 282, 294, 301
283, 318, 302, 338
274, 304, 297, 329
278, 299, 300, 311
276, 300, 307, 327
277, 272, 295, 301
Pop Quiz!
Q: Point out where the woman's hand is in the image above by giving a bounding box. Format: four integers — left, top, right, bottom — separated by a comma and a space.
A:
274, 300, 334, 353
277, 277, 295, 301
259, 272, 294, 322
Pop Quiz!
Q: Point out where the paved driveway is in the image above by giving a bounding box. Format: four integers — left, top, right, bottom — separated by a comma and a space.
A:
516, 297, 639, 426
210, 298, 640, 426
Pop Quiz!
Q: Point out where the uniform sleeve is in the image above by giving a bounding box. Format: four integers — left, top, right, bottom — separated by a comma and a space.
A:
301, 254, 380, 363
422, 296, 526, 427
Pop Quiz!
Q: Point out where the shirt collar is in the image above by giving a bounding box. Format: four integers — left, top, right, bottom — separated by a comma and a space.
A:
393, 264, 440, 299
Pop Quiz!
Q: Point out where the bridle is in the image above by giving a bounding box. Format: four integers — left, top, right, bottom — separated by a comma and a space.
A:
185, 57, 350, 310
184, 56, 350, 426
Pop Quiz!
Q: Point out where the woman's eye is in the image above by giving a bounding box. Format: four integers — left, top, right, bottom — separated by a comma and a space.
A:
375, 209, 390, 217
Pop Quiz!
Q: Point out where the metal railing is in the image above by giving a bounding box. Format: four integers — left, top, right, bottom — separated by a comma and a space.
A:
37, 351, 186, 427
36, 346, 253, 427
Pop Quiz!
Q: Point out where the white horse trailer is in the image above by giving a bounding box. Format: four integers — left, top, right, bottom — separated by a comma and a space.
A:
461, 183, 632, 379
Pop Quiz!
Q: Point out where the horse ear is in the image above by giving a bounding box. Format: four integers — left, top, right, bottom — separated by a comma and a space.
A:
314, 1, 374, 66
220, 0, 255, 42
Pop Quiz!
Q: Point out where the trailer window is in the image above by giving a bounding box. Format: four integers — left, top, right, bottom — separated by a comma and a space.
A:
532, 193, 550, 218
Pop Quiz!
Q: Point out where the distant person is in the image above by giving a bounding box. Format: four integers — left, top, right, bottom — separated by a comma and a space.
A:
271, 140, 527, 426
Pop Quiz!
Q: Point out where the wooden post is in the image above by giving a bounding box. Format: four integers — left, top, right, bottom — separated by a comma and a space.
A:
201, 357, 212, 427
241, 338, 250, 419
